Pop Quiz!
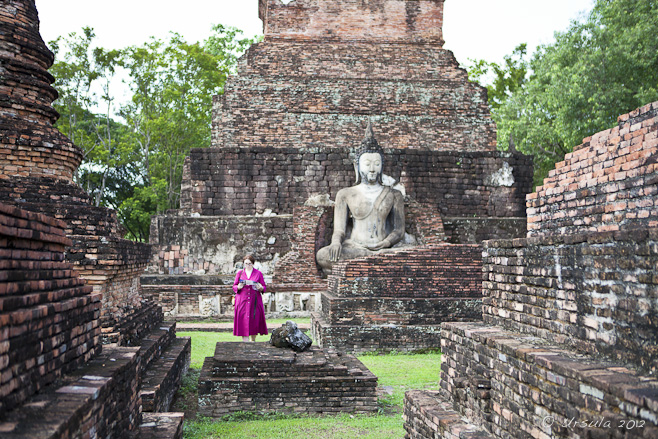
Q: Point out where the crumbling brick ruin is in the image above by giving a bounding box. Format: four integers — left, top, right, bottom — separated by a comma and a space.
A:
0, 1, 189, 437
403, 102, 658, 438
0, 204, 101, 417
146, 0, 534, 327
198, 342, 378, 417
311, 245, 484, 353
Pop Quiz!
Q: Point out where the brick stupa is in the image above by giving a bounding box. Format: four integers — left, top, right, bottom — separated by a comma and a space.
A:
0, 0, 157, 344
215, 0, 495, 152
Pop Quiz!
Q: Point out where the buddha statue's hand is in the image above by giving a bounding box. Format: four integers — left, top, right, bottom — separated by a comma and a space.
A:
365, 239, 390, 251
328, 243, 343, 261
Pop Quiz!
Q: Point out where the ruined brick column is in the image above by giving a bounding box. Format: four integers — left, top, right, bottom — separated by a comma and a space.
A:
0, 0, 82, 180
0, 0, 157, 345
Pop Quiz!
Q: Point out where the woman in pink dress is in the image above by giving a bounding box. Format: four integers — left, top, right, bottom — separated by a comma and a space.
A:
233, 255, 268, 341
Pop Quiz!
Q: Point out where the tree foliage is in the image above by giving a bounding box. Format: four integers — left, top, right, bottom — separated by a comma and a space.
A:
49, 25, 258, 241
467, 0, 658, 187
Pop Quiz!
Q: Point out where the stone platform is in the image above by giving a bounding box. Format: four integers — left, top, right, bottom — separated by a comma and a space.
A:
311, 245, 483, 353
198, 342, 378, 417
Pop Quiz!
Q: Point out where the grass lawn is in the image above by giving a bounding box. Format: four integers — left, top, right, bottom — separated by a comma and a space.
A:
174, 331, 442, 439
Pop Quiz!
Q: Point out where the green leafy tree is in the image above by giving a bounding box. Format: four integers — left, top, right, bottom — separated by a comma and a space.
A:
49, 24, 261, 240
120, 33, 227, 213
50, 29, 135, 206
467, 43, 529, 111
204, 24, 262, 74
49, 27, 99, 157
468, 0, 658, 187
118, 26, 259, 240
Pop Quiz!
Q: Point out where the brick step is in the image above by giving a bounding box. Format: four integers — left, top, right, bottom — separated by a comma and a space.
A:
0, 346, 141, 439
403, 390, 492, 439
102, 301, 163, 345
137, 412, 184, 439
140, 337, 191, 412
137, 321, 177, 373
319, 291, 482, 325
311, 312, 444, 354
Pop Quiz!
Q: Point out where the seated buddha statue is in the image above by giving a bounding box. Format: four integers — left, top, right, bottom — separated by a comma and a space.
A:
316, 122, 405, 275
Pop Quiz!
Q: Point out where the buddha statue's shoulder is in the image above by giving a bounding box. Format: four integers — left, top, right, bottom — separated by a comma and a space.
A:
335, 185, 359, 200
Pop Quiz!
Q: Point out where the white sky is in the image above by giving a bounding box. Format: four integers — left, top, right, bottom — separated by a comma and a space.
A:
38, 0, 594, 67
36, 0, 594, 110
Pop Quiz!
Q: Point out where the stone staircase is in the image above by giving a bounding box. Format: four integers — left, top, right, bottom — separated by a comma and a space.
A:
0, 347, 141, 439
138, 324, 191, 412
0, 321, 191, 439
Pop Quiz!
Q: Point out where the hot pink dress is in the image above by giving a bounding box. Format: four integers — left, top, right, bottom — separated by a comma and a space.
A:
232, 268, 268, 337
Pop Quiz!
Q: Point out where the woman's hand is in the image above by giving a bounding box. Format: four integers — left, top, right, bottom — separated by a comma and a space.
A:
237, 281, 245, 290
254, 282, 264, 292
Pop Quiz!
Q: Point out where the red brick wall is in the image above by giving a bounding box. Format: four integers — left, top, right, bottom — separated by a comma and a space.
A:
527, 102, 658, 236
181, 147, 532, 218
483, 229, 658, 373
328, 244, 482, 301
68, 236, 152, 337
0, 177, 122, 237
259, 0, 444, 44
0, 179, 153, 343
0, 203, 101, 416
485, 101, 658, 373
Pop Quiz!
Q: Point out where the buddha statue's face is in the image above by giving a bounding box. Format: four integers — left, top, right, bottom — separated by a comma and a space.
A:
358, 152, 383, 185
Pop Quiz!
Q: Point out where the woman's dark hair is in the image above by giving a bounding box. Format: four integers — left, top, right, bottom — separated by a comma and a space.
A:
243, 255, 256, 265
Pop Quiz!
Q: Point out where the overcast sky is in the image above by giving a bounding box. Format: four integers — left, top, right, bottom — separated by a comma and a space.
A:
38, 0, 594, 67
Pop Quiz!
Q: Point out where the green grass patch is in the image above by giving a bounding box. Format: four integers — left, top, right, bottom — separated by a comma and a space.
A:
184, 413, 404, 439
177, 331, 266, 369
359, 351, 442, 408
177, 332, 442, 438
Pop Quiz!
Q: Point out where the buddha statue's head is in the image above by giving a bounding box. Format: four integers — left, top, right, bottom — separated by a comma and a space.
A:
354, 121, 384, 185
